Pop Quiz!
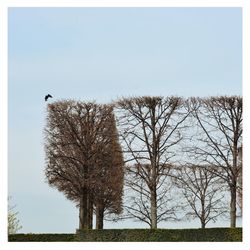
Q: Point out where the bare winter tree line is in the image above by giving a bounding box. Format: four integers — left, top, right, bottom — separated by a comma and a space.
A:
44, 96, 242, 230
44, 101, 124, 229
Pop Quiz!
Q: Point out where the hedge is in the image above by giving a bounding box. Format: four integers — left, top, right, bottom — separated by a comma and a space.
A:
8, 233, 77, 242
76, 228, 242, 242
9, 228, 242, 242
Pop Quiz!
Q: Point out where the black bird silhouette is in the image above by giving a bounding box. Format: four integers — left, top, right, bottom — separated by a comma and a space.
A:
45, 94, 53, 101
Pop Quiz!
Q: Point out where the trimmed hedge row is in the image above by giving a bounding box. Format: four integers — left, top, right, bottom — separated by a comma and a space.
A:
76, 228, 242, 242
9, 228, 242, 242
8, 233, 77, 242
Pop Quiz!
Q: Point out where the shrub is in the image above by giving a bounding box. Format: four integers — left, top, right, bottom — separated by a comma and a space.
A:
75, 228, 243, 242
8, 234, 77, 242
8, 228, 242, 242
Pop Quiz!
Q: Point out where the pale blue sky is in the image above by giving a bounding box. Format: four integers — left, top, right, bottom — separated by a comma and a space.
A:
8, 7, 242, 233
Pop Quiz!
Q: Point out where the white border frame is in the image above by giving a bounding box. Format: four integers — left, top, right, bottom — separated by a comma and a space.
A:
1, 1, 249, 250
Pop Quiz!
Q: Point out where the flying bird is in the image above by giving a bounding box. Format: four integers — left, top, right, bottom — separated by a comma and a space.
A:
45, 94, 53, 101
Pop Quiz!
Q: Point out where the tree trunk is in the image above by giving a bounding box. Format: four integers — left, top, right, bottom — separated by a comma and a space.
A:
150, 106, 158, 229
96, 204, 104, 229
79, 197, 84, 230
150, 187, 157, 229
87, 194, 93, 229
79, 188, 88, 230
230, 185, 237, 228
201, 197, 206, 229
230, 145, 238, 228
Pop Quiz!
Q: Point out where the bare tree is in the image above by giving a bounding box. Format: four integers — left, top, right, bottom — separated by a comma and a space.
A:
8, 197, 22, 235
116, 96, 190, 228
92, 113, 124, 229
125, 163, 179, 228
172, 165, 227, 228
44, 100, 124, 230
236, 145, 242, 216
188, 96, 242, 227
